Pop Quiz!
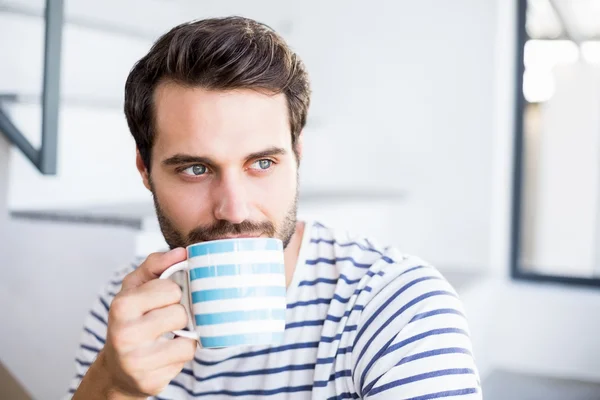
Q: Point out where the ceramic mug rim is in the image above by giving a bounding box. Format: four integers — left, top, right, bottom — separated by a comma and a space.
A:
185, 237, 282, 251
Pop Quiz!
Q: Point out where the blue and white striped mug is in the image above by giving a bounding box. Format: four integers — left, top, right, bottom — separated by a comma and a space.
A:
159, 237, 286, 348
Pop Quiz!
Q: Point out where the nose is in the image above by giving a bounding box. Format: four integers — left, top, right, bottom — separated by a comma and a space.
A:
212, 171, 250, 224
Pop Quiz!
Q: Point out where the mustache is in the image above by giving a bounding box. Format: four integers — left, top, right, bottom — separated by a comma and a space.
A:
186, 220, 276, 244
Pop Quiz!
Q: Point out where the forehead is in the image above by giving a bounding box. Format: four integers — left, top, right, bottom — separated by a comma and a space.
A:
152, 83, 291, 160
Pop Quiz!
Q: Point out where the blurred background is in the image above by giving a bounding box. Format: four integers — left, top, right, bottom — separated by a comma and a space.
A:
1, 0, 600, 399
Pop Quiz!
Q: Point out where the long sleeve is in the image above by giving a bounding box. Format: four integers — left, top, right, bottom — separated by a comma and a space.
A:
63, 265, 133, 398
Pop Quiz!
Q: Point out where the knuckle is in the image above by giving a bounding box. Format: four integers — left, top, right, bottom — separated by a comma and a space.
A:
166, 280, 183, 301
173, 304, 189, 328
120, 274, 134, 289
110, 323, 136, 351
146, 251, 165, 265
118, 353, 137, 375
109, 294, 132, 318
154, 279, 182, 303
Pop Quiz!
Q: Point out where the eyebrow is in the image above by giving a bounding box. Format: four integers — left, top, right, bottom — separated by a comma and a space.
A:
162, 146, 288, 167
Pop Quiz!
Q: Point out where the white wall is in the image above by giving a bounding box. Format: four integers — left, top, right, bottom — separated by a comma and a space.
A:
3, 0, 497, 273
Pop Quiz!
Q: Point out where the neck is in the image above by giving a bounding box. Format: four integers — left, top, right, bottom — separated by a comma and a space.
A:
283, 221, 305, 287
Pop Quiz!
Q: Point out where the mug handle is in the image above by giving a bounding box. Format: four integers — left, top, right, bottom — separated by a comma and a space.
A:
159, 260, 199, 341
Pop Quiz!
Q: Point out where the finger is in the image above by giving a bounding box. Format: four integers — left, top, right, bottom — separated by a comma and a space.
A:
111, 279, 183, 321
140, 303, 191, 340
122, 248, 186, 290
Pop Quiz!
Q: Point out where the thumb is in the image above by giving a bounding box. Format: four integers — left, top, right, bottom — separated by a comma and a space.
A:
121, 247, 187, 290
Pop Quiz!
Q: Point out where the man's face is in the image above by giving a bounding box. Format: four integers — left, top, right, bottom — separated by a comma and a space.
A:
138, 83, 300, 249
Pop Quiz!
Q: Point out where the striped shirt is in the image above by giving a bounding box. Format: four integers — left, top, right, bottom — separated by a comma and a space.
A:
67, 221, 482, 399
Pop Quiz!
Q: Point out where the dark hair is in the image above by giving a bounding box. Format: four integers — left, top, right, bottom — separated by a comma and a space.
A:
124, 16, 311, 170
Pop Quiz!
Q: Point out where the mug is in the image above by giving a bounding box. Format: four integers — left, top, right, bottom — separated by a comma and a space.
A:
159, 237, 287, 348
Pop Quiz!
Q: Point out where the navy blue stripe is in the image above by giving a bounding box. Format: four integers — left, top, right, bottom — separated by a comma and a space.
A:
363, 347, 473, 394
310, 238, 384, 255
194, 341, 319, 366
397, 347, 472, 366
355, 286, 372, 295
306, 257, 385, 269
326, 392, 360, 400
410, 308, 465, 323
286, 306, 363, 329
298, 270, 384, 287
321, 332, 343, 343
314, 369, 352, 387
401, 265, 430, 275
180, 363, 315, 382
320, 325, 358, 343
298, 277, 339, 286
317, 356, 335, 365
354, 276, 441, 349
80, 344, 101, 354
286, 319, 325, 329
326, 305, 364, 323
109, 279, 123, 286
75, 358, 92, 367
404, 388, 479, 400
368, 368, 476, 396
364, 238, 376, 248
316, 345, 353, 365
90, 310, 107, 326
167, 379, 313, 397
383, 327, 469, 357
99, 296, 110, 312
383, 328, 469, 355
84, 327, 105, 344
287, 297, 332, 308
357, 289, 456, 391
326, 312, 347, 323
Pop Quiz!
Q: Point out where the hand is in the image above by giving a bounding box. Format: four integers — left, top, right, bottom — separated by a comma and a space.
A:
76, 248, 197, 399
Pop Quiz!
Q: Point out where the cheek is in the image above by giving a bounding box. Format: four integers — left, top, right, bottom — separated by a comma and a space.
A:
154, 175, 213, 229
252, 167, 297, 214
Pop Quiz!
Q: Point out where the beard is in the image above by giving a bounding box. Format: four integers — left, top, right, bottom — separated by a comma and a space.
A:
150, 180, 299, 250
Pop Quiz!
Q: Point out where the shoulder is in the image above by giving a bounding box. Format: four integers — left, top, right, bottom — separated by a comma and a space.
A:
308, 221, 446, 283
308, 221, 461, 321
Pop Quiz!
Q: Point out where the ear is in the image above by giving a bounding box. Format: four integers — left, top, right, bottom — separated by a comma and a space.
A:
135, 149, 152, 191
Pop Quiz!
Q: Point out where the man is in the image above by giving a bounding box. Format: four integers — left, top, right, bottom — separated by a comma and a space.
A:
69, 16, 481, 399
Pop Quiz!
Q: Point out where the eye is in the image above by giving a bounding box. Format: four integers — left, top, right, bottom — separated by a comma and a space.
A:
250, 159, 273, 171
181, 165, 207, 176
